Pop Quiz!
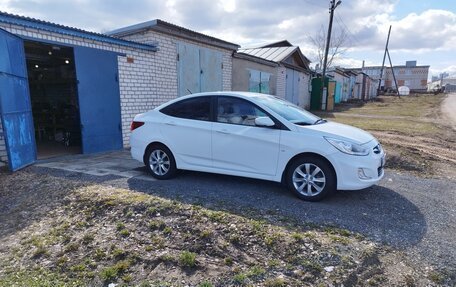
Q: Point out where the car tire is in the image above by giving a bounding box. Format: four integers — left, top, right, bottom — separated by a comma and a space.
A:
145, 144, 177, 180
286, 156, 336, 201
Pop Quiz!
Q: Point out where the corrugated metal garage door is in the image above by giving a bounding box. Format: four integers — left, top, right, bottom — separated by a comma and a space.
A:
74, 46, 122, 154
0, 28, 36, 171
177, 42, 222, 97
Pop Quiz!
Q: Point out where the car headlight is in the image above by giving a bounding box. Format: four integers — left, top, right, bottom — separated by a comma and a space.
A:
325, 137, 369, 156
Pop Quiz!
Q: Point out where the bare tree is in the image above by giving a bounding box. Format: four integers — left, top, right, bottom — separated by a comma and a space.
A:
309, 25, 349, 70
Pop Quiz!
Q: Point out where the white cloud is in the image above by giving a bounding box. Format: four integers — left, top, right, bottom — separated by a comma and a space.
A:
0, 0, 455, 72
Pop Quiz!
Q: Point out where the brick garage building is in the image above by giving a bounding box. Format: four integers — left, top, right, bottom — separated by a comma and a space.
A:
0, 12, 238, 170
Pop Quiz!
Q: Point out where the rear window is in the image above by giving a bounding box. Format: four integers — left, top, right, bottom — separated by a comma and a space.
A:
160, 97, 211, 121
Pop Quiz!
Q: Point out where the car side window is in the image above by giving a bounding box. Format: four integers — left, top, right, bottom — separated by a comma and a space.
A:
160, 97, 211, 121
217, 97, 266, 126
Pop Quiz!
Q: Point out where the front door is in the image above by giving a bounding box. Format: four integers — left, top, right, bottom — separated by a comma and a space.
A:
74, 46, 122, 154
0, 28, 36, 171
212, 96, 281, 176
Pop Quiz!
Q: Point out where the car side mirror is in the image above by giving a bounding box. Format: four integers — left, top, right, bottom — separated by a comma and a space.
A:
254, 116, 275, 127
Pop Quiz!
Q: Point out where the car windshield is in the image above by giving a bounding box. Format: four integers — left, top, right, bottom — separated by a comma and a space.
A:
254, 95, 322, 125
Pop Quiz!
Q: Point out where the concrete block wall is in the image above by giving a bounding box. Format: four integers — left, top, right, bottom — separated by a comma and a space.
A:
120, 30, 233, 93
0, 22, 159, 166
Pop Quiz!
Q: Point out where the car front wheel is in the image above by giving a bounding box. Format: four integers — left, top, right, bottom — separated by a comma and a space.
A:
286, 156, 336, 201
145, 144, 177, 179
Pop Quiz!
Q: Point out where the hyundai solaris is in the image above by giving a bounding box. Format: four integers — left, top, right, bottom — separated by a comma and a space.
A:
130, 92, 385, 201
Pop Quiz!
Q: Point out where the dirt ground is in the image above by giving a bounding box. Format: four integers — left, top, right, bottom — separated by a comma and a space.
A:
0, 170, 447, 287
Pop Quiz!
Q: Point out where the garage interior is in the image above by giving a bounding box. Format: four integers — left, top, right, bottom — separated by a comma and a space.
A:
24, 41, 82, 159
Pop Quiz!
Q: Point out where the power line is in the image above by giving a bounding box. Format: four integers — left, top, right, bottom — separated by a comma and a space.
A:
334, 13, 363, 47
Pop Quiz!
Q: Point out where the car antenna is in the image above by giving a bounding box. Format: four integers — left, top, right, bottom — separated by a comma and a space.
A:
187, 89, 192, 94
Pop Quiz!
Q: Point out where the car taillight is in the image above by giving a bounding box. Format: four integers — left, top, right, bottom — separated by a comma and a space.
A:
130, 121, 144, 131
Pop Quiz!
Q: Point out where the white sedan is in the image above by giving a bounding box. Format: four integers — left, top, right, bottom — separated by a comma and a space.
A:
130, 92, 385, 201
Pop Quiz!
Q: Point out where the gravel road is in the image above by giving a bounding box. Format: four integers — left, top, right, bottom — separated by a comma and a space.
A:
32, 165, 456, 272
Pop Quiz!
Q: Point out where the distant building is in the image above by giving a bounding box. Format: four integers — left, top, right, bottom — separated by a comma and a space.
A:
355, 61, 429, 92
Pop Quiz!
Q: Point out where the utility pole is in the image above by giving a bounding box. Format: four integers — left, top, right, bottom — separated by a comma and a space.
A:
377, 25, 392, 96
320, 0, 341, 110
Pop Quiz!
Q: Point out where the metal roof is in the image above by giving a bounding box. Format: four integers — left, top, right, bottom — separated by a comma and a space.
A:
238, 46, 298, 63
107, 19, 239, 51
0, 11, 158, 51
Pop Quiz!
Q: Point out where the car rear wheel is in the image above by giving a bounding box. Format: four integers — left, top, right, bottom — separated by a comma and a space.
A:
286, 156, 336, 201
145, 144, 177, 179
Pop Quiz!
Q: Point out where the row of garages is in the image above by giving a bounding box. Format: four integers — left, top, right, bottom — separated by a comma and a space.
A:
0, 11, 373, 171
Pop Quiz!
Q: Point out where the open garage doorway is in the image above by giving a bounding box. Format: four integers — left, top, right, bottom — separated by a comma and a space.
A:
24, 41, 82, 159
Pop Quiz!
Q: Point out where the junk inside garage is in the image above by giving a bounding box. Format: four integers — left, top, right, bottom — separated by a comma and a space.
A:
24, 41, 81, 159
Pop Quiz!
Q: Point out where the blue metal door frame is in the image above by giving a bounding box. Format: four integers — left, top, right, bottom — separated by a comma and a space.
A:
0, 28, 36, 171
74, 46, 123, 154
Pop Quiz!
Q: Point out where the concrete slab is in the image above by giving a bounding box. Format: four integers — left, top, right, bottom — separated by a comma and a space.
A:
35, 149, 152, 180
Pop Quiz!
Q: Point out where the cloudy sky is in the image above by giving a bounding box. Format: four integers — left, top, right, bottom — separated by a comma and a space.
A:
1, 0, 455, 79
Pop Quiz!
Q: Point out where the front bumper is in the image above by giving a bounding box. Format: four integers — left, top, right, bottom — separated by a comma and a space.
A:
330, 142, 386, 190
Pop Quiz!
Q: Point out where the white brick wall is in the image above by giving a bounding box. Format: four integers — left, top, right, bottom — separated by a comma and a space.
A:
276, 67, 287, 99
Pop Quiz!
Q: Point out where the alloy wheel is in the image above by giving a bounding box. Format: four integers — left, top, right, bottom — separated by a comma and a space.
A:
292, 163, 326, 197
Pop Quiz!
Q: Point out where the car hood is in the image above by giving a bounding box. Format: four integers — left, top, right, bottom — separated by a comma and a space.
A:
298, 121, 375, 144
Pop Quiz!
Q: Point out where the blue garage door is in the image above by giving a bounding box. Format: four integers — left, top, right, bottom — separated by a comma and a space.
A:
286, 68, 299, 105
0, 29, 36, 171
74, 46, 122, 154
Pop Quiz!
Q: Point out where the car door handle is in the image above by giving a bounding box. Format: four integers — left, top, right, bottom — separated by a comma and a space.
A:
216, 129, 230, 134
165, 121, 176, 126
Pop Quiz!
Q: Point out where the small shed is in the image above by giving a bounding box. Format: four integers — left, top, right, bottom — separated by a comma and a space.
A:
232, 40, 312, 109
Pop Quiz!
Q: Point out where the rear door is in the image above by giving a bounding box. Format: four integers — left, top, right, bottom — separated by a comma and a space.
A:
0, 28, 36, 171
159, 96, 212, 168
74, 46, 122, 154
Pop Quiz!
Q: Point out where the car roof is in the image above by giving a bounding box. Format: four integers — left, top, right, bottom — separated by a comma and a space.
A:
155, 91, 276, 110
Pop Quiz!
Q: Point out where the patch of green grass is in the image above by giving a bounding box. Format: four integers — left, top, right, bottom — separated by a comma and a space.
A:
204, 210, 227, 223
100, 260, 131, 282
94, 248, 107, 260
112, 248, 126, 259
150, 235, 165, 249
246, 266, 266, 277
70, 263, 87, 272
268, 259, 280, 268
233, 273, 247, 285
162, 226, 172, 235
82, 233, 94, 243
224, 257, 233, 266
291, 232, 304, 242
149, 220, 166, 230
119, 229, 130, 237
32, 245, 48, 258
116, 222, 125, 231
199, 229, 212, 239
264, 277, 287, 287
64, 242, 80, 253
428, 271, 445, 284
179, 251, 197, 268
301, 259, 323, 273
329, 235, 351, 245
264, 232, 282, 247
198, 281, 213, 287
